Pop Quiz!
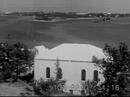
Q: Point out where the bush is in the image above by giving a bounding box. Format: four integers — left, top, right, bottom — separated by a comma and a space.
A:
33, 78, 66, 96
82, 80, 102, 96
19, 72, 34, 83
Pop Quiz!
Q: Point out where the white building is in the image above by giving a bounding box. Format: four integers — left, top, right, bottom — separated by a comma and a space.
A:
34, 43, 105, 95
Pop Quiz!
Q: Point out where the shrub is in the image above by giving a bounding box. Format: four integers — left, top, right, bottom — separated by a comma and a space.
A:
82, 80, 102, 96
33, 78, 66, 96
19, 72, 34, 83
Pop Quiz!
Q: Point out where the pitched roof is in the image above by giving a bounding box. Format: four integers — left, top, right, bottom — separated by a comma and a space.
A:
35, 43, 105, 62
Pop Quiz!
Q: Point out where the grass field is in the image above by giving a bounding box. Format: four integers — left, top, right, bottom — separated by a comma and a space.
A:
0, 15, 130, 49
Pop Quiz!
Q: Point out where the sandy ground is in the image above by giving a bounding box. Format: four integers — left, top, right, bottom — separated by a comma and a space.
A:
0, 80, 36, 96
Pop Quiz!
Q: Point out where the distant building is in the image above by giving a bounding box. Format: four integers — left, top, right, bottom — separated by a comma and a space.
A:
34, 43, 105, 95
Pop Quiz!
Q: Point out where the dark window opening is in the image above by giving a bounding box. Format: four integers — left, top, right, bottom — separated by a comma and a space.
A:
46, 67, 50, 78
94, 70, 98, 81
81, 69, 86, 81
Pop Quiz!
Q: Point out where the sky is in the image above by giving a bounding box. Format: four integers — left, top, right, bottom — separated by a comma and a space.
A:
0, 0, 130, 13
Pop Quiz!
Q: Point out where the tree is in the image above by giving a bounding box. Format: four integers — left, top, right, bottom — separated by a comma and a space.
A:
54, 58, 65, 92
0, 43, 12, 81
93, 42, 130, 96
0, 42, 34, 82
55, 58, 62, 81
11, 42, 34, 81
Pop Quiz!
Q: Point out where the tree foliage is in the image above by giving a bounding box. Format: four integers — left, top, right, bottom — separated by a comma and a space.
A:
82, 80, 100, 96
0, 42, 34, 82
93, 42, 130, 96
34, 78, 66, 96
55, 59, 62, 81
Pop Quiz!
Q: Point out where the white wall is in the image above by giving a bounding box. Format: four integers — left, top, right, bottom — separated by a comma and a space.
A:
34, 59, 104, 94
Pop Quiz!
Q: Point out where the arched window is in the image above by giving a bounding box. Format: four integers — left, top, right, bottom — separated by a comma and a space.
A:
94, 70, 98, 81
57, 68, 62, 79
81, 69, 86, 81
46, 67, 50, 78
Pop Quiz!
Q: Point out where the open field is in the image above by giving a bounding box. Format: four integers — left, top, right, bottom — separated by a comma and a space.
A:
0, 15, 130, 48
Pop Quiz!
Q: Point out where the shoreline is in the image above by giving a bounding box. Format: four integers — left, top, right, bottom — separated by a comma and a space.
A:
33, 17, 97, 23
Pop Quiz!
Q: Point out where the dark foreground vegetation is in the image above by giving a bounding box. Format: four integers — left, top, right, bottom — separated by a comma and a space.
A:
0, 42, 34, 82
93, 42, 130, 97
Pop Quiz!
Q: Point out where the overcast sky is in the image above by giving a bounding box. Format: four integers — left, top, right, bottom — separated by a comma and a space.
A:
0, 0, 130, 13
